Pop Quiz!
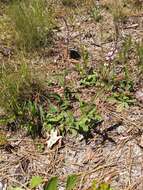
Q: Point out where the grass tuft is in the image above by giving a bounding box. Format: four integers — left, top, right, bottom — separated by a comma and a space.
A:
8, 0, 56, 50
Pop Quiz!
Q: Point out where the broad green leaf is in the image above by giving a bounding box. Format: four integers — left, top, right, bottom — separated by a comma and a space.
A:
91, 180, 97, 189
44, 177, 58, 190
99, 182, 112, 190
30, 176, 43, 189
66, 174, 77, 190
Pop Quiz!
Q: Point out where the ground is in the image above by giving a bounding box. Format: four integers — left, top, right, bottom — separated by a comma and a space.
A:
0, 1, 143, 190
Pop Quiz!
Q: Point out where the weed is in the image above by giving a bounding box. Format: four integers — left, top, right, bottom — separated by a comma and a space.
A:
80, 70, 98, 87
80, 64, 115, 90
76, 102, 102, 133
0, 60, 30, 115
42, 93, 102, 138
89, 180, 113, 190
9, 175, 112, 190
109, 78, 135, 111
8, 0, 55, 50
30, 176, 43, 189
74, 46, 90, 77
81, 45, 90, 69
90, 5, 102, 22
0, 59, 49, 137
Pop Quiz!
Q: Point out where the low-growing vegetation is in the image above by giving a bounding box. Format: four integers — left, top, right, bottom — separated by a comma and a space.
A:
0, 0, 142, 189
8, 0, 56, 50
9, 174, 113, 190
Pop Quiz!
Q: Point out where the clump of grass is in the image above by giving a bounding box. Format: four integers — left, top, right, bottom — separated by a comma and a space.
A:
0, 57, 45, 136
8, 0, 56, 50
0, 60, 30, 114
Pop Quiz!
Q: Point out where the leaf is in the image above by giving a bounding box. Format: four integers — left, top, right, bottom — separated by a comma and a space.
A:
66, 174, 77, 190
44, 177, 58, 190
99, 182, 112, 190
29, 176, 43, 189
49, 104, 58, 113
77, 116, 89, 132
91, 180, 97, 189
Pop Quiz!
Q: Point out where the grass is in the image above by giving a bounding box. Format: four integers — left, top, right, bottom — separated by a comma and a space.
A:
8, 0, 56, 50
0, 56, 48, 137
0, 59, 30, 114
0, 54, 102, 138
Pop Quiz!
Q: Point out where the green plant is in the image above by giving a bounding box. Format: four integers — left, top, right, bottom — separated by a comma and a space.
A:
80, 65, 114, 90
109, 92, 135, 111
80, 71, 98, 86
99, 63, 115, 85
109, 77, 135, 111
72, 99, 102, 139
81, 45, 90, 69
30, 176, 43, 189
22, 101, 46, 137
75, 46, 90, 77
0, 61, 30, 115
44, 174, 78, 190
44, 177, 58, 190
8, 175, 113, 190
90, 6, 102, 22
66, 174, 77, 190
88, 180, 113, 190
8, 0, 55, 50
40, 91, 102, 137
0, 59, 49, 137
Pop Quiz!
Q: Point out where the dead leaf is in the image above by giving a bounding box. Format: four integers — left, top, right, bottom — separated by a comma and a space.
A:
47, 129, 62, 149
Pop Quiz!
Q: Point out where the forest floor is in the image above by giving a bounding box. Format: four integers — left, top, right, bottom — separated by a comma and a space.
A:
0, 1, 143, 190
